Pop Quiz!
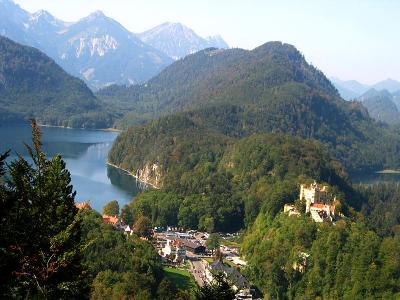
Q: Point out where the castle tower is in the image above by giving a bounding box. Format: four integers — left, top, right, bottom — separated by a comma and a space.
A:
300, 181, 329, 213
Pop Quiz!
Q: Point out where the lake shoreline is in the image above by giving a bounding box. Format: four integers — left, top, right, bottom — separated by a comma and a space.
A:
38, 123, 123, 133
107, 162, 160, 189
376, 169, 400, 174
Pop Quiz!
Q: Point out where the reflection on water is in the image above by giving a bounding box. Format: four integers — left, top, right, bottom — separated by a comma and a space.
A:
0, 124, 144, 212
107, 165, 145, 196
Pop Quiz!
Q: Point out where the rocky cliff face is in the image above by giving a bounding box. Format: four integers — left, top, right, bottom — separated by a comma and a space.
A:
135, 162, 162, 188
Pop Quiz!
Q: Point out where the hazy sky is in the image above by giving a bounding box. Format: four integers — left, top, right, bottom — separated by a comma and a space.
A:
13, 0, 399, 84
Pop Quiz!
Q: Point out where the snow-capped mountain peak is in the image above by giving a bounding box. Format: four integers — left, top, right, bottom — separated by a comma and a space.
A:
138, 21, 229, 60
81, 10, 108, 24
29, 10, 67, 28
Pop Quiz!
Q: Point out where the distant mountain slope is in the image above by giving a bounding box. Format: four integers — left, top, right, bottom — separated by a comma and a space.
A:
359, 89, 400, 124
0, 0, 172, 89
138, 22, 229, 60
0, 36, 111, 128
392, 90, 400, 110
102, 41, 400, 175
330, 77, 370, 100
372, 79, 400, 93
0, 0, 36, 46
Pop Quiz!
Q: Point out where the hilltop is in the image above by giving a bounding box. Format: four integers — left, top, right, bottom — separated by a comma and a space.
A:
0, 36, 111, 128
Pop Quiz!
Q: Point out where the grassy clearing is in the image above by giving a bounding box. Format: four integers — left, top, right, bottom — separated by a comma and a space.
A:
203, 257, 214, 264
220, 239, 241, 248
163, 266, 197, 290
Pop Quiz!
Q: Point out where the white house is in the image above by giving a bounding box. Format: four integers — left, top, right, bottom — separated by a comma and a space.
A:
162, 239, 186, 262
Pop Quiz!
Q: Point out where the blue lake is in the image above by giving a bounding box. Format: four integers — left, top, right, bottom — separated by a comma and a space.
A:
0, 124, 143, 212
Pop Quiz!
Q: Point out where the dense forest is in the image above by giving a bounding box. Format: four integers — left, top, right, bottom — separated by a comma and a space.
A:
242, 213, 400, 299
112, 115, 353, 232
0, 36, 114, 128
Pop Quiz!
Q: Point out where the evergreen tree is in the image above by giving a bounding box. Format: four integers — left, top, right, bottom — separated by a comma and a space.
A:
197, 273, 236, 300
0, 120, 89, 299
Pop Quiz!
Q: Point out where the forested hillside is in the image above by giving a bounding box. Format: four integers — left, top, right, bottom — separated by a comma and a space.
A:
242, 213, 400, 299
103, 42, 400, 175
0, 36, 113, 128
111, 116, 353, 232
98, 42, 338, 126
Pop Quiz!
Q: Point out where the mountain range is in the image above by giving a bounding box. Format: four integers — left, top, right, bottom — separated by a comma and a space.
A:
0, 0, 228, 89
331, 77, 400, 100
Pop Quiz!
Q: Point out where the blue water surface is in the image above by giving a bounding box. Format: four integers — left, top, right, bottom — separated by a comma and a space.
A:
0, 123, 142, 212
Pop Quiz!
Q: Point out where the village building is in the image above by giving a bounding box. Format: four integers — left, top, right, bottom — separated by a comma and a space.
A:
180, 239, 206, 254
122, 225, 133, 235
102, 214, 124, 229
162, 239, 186, 262
204, 260, 253, 299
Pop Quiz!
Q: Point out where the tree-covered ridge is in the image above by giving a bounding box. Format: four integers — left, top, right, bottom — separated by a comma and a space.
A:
112, 117, 355, 232
79, 209, 167, 299
97, 42, 339, 125
0, 36, 113, 128
359, 88, 400, 125
357, 183, 400, 237
109, 114, 231, 188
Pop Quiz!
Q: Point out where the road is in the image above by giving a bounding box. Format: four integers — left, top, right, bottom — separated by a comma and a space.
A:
188, 257, 208, 287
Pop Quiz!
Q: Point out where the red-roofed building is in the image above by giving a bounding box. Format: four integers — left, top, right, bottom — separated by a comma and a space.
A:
102, 215, 123, 228
75, 202, 91, 210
